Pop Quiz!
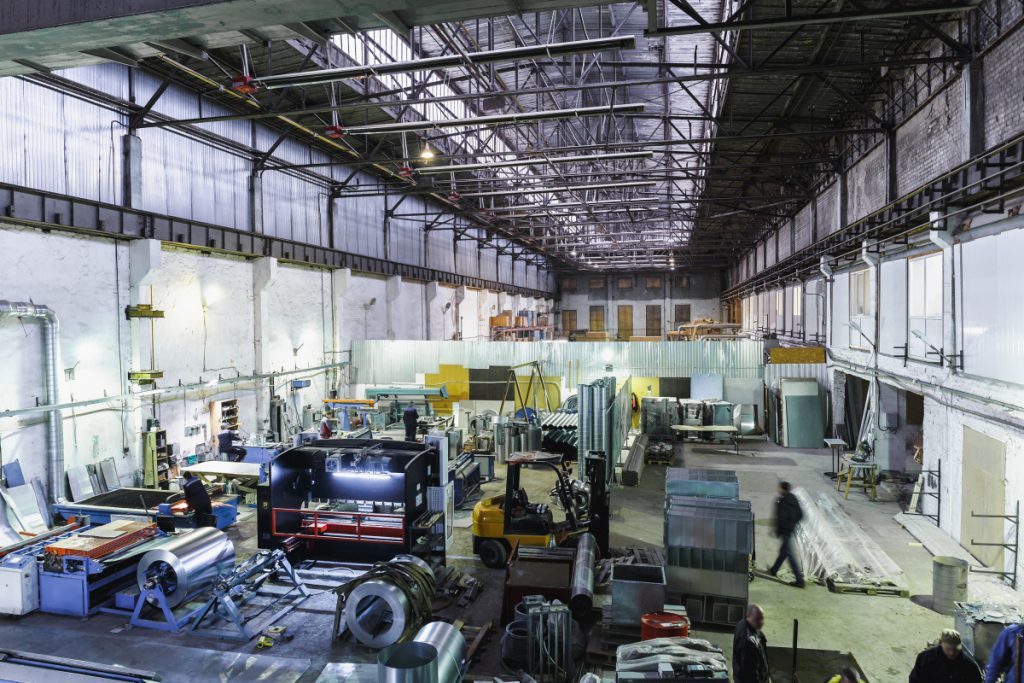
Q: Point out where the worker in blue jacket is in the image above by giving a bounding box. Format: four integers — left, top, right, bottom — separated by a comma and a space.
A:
985, 623, 1024, 683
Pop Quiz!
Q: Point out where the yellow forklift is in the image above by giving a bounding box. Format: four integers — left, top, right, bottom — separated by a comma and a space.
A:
471, 452, 608, 568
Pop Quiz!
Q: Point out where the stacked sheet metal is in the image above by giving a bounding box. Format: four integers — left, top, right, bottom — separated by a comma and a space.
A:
663, 468, 753, 622
665, 468, 739, 499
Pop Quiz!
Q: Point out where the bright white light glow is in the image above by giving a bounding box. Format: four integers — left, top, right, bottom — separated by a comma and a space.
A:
601, 348, 614, 363
203, 284, 224, 307
75, 339, 103, 363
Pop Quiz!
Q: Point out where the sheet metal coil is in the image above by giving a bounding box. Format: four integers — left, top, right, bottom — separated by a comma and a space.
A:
343, 554, 435, 648
136, 527, 236, 607
377, 641, 439, 683
413, 621, 465, 683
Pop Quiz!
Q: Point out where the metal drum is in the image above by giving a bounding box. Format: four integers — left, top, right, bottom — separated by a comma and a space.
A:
136, 527, 235, 607
933, 556, 969, 615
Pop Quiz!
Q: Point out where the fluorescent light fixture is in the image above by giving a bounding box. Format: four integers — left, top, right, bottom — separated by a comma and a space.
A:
460, 180, 656, 198
341, 103, 645, 135
418, 151, 654, 175
254, 36, 636, 89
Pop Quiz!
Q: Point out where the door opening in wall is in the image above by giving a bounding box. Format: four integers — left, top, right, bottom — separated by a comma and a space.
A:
645, 305, 662, 337
589, 306, 605, 333
617, 305, 633, 340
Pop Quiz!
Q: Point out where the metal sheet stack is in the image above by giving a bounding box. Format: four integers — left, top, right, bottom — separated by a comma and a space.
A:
662, 468, 753, 626
576, 377, 615, 463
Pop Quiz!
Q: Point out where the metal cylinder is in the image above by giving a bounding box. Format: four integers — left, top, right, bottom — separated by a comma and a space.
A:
412, 621, 465, 683
527, 424, 542, 451
569, 533, 597, 617
378, 642, 439, 683
932, 556, 969, 615
136, 527, 236, 607
501, 622, 529, 668
345, 555, 435, 648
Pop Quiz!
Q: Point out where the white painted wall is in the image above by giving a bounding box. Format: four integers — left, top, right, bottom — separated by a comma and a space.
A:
0, 223, 551, 498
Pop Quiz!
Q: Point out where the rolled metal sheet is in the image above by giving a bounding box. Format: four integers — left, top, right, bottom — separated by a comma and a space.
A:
378, 642, 439, 683
569, 533, 597, 616
413, 621, 465, 683
136, 527, 235, 607
345, 555, 435, 648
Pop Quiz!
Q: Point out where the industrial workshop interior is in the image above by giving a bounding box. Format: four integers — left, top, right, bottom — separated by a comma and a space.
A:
2, 1, 1024, 682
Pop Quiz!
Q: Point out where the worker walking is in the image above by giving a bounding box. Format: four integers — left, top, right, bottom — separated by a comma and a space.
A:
909, 629, 982, 683
985, 622, 1024, 683
733, 604, 771, 683
403, 403, 419, 442
182, 471, 215, 527
769, 481, 805, 587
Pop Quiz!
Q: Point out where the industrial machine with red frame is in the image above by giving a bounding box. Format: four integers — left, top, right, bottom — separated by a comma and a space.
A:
257, 439, 444, 563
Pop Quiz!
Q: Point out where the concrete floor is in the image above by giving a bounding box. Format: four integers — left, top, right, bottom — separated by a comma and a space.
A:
0, 440, 992, 682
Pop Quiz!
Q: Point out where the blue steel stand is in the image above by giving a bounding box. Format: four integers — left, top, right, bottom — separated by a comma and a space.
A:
128, 584, 205, 632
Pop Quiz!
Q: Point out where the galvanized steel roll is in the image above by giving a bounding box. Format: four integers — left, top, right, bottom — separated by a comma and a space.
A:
569, 533, 597, 616
413, 621, 465, 683
136, 527, 236, 607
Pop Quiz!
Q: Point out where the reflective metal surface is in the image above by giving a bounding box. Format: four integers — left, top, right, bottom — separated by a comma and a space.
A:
136, 527, 236, 607
412, 621, 465, 683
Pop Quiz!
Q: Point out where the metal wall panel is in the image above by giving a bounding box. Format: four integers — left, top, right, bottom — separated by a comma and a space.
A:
352, 340, 765, 385
498, 252, 513, 283
56, 63, 131, 102
764, 363, 831, 391
479, 248, 498, 281
427, 227, 454, 272
336, 193, 385, 258
455, 233, 478, 277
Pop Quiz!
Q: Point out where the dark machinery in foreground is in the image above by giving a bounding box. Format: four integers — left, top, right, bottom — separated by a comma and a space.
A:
257, 439, 445, 563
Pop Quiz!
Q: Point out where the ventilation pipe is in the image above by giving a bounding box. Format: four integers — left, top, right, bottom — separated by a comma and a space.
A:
819, 256, 833, 280
860, 239, 879, 268
0, 301, 65, 504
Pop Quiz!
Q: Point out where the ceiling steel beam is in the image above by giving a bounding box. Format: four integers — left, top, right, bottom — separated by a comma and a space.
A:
252, 35, 636, 89
418, 150, 654, 174
339, 103, 645, 135
646, 3, 978, 36
459, 180, 657, 198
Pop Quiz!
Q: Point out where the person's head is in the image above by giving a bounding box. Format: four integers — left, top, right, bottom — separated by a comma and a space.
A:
745, 603, 765, 630
838, 666, 860, 683
939, 629, 963, 659
778, 481, 791, 495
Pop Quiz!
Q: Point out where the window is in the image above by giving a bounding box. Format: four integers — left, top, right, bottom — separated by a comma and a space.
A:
589, 277, 605, 290
589, 306, 605, 332
561, 277, 577, 292
909, 252, 943, 360
675, 304, 692, 325
676, 275, 691, 288
618, 276, 634, 290
792, 284, 803, 333
645, 276, 663, 290
775, 290, 785, 330
849, 269, 873, 349
850, 269, 871, 317
646, 305, 662, 336
561, 310, 577, 335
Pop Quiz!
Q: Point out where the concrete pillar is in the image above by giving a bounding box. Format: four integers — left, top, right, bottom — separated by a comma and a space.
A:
425, 281, 442, 340
964, 57, 985, 158
332, 268, 353, 390
122, 134, 142, 208
253, 257, 278, 374
453, 285, 466, 340
496, 291, 508, 314
885, 129, 898, 204
249, 173, 263, 234
385, 275, 401, 340
128, 239, 161, 374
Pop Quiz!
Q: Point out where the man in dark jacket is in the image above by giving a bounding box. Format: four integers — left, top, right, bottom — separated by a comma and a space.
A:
733, 604, 771, 683
909, 629, 982, 683
403, 404, 419, 442
769, 481, 805, 587
182, 471, 215, 527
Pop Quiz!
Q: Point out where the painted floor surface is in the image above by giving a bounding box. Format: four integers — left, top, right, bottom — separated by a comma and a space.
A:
0, 440, 1005, 682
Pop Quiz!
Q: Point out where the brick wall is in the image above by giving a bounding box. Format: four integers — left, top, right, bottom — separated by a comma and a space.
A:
848, 143, 887, 220
984, 26, 1024, 149
794, 203, 813, 250
816, 181, 839, 236
896, 81, 967, 196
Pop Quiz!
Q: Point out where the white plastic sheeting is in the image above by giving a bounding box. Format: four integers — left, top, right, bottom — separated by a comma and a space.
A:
352, 340, 765, 385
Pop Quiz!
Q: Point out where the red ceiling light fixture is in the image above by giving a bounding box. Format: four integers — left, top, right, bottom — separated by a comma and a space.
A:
324, 125, 345, 139
231, 74, 259, 94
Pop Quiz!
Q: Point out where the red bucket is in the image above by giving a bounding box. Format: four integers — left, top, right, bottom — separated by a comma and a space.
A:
640, 612, 690, 640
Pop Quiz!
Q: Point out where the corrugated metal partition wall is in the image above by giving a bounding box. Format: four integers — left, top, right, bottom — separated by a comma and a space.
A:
351, 340, 767, 386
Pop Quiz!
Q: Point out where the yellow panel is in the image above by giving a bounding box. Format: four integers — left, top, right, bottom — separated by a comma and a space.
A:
769, 347, 826, 364
425, 364, 470, 414
512, 372, 561, 412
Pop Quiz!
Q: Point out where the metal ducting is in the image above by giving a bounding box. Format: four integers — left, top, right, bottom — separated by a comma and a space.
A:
412, 621, 466, 683
0, 300, 64, 504
136, 528, 236, 607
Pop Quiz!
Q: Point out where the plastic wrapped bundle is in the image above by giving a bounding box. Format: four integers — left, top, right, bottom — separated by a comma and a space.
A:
616, 637, 729, 675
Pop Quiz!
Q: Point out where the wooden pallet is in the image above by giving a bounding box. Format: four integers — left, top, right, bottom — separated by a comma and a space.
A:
827, 579, 910, 597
